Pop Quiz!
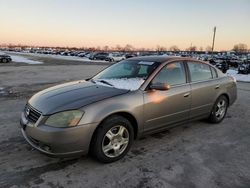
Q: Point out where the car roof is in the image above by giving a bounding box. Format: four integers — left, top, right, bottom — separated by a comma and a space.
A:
128, 55, 207, 64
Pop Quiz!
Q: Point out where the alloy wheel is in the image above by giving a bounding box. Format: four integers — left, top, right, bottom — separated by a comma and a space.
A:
215, 99, 226, 120
102, 125, 129, 158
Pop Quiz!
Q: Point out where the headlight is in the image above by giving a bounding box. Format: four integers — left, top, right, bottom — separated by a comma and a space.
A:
45, 110, 84, 128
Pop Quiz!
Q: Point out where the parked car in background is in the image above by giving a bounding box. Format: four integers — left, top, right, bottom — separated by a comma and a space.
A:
125, 53, 137, 59
0, 54, 12, 63
238, 63, 250, 74
20, 56, 237, 163
209, 58, 217, 66
77, 52, 87, 57
209, 58, 229, 73
228, 57, 241, 68
89, 52, 110, 60
105, 53, 126, 62
215, 61, 229, 73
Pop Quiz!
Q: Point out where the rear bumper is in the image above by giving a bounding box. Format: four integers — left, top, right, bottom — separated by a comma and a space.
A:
228, 82, 237, 106
20, 112, 98, 158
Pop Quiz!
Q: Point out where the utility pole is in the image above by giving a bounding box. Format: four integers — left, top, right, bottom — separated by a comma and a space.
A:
211, 26, 216, 52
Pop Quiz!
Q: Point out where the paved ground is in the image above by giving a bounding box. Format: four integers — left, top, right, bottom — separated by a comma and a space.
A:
0, 56, 250, 188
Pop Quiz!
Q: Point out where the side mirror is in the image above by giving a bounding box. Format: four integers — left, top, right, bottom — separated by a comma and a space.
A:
150, 83, 170, 91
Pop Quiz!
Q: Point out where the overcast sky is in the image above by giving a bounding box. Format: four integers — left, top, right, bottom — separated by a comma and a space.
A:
0, 0, 249, 50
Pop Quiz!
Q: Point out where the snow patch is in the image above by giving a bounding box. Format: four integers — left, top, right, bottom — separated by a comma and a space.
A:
9, 52, 107, 63
95, 78, 145, 91
11, 55, 43, 64
227, 69, 250, 82
27, 53, 90, 61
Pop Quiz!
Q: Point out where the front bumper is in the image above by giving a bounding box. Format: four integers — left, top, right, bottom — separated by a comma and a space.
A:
20, 112, 98, 158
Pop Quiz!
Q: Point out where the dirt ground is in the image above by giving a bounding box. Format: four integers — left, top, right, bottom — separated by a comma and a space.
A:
0, 55, 250, 188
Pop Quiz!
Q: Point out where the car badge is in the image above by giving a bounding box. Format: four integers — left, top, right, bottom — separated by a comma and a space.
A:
26, 107, 30, 116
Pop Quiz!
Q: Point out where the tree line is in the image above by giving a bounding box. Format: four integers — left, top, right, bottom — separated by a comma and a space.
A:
0, 43, 249, 53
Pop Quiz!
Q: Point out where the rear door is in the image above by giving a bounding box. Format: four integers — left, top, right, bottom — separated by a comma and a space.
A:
143, 61, 191, 132
187, 61, 220, 118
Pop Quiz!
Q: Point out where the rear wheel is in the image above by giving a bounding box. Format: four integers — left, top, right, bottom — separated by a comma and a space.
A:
208, 95, 228, 123
91, 115, 134, 163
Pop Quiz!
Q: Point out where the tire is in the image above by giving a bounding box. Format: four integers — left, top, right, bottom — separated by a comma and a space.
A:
208, 95, 228, 123
91, 115, 134, 163
2, 58, 7, 63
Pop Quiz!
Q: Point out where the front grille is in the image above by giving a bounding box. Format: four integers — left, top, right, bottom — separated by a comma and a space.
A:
24, 104, 41, 123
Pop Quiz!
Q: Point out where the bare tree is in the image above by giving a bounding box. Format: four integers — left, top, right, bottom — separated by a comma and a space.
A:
169, 45, 180, 51
205, 46, 212, 52
232, 43, 248, 53
103, 45, 109, 51
96, 46, 101, 51
115, 45, 122, 51
186, 46, 197, 51
124, 44, 134, 51
156, 45, 166, 52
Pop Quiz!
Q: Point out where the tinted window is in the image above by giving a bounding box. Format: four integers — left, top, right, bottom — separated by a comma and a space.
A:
210, 67, 218, 78
188, 62, 212, 82
152, 62, 186, 86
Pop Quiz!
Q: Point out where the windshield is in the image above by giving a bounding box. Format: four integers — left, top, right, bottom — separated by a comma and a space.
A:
92, 60, 159, 90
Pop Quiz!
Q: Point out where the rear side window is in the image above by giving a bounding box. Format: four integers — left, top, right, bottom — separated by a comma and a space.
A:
188, 62, 212, 82
152, 62, 186, 86
210, 67, 218, 78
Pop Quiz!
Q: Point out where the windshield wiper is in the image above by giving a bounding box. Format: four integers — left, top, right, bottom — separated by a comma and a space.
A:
97, 80, 113, 86
90, 79, 96, 84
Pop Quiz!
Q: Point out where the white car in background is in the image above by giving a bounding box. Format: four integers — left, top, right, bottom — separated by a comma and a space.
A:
106, 53, 126, 62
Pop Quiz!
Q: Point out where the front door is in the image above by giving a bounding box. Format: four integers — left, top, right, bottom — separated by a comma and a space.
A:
143, 61, 191, 132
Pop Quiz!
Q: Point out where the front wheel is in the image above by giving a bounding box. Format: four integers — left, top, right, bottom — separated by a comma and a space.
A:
208, 95, 228, 123
91, 115, 134, 163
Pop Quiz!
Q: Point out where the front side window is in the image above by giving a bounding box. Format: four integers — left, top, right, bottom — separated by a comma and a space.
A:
188, 62, 212, 82
152, 62, 186, 86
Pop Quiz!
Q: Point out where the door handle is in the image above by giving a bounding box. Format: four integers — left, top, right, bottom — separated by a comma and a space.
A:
215, 85, 220, 89
183, 92, 190, 97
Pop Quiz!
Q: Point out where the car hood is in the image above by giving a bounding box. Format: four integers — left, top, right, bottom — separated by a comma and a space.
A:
28, 80, 129, 115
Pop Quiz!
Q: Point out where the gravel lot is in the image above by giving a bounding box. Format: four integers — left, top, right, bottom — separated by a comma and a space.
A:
0, 56, 250, 188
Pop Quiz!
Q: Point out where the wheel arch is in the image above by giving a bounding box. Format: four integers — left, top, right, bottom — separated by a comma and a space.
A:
220, 93, 230, 105
91, 111, 139, 142
210, 93, 230, 115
